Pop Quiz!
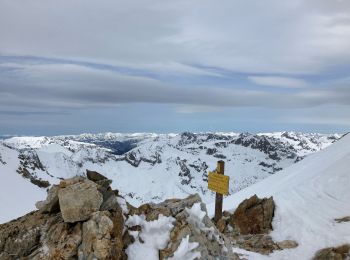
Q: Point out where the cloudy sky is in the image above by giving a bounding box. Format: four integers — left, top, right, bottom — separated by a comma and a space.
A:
0, 0, 350, 135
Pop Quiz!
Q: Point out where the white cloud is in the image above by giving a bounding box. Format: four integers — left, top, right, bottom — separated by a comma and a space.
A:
175, 105, 220, 114
1, 0, 350, 74
248, 76, 306, 88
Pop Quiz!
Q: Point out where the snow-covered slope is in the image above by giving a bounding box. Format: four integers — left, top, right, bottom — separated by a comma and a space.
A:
0, 144, 46, 223
207, 133, 350, 259
0, 132, 340, 223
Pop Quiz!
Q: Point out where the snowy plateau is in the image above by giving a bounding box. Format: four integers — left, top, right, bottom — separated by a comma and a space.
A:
0, 131, 341, 224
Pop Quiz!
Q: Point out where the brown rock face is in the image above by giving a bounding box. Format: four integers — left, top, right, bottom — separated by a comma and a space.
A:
313, 244, 350, 260
35, 185, 60, 213
79, 211, 124, 260
58, 179, 103, 223
87, 169, 108, 182
157, 197, 240, 260
0, 173, 125, 260
230, 194, 275, 235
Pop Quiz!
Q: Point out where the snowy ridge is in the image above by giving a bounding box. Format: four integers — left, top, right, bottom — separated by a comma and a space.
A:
0, 132, 340, 223
207, 133, 350, 259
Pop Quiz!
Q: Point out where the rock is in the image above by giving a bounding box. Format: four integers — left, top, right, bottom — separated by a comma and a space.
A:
216, 218, 227, 233
59, 176, 85, 188
2, 225, 41, 257
0, 211, 83, 259
335, 216, 350, 223
313, 244, 350, 260
100, 189, 121, 211
58, 178, 103, 223
129, 194, 202, 222
44, 214, 82, 259
35, 185, 60, 213
0, 174, 126, 260
157, 193, 202, 216
234, 234, 280, 255
277, 240, 298, 249
230, 194, 275, 235
78, 211, 124, 260
160, 199, 240, 260
97, 178, 113, 188
86, 169, 108, 182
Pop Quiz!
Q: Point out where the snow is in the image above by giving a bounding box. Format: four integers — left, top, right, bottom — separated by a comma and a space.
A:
0, 144, 46, 223
168, 235, 201, 260
208, 134, 350, 259
117, 196, 129, 214
4, 136, 49, 149
186, 202, 206, 228
125, 214, 175, 260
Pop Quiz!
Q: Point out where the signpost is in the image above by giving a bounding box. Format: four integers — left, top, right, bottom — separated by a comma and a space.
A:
208, 160, 229, 222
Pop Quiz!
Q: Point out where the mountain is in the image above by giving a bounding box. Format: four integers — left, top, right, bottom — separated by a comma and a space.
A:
207, 133, 350, 259
0, 132, 340, 223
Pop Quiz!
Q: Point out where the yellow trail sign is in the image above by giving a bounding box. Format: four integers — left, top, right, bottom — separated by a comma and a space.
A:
208, 171, 229, 195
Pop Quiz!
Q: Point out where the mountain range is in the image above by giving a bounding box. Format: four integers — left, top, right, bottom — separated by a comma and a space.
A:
0, 131, 341, 223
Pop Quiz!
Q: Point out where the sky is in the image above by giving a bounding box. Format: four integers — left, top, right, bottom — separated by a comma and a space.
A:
0, 0, 350, 135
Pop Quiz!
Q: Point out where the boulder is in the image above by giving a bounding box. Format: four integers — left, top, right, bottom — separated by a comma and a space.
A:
58, 178, 103, 223
86, 169, 108, 182
44, 214, 82, 259
230, 194, 275, 235
129, 193, 202, 222
78, 211, 124, 260
99, 189, 121, 212
277, 240, 299, 249
157, 196, 239, 260
0, 211, 83, 259
35, 185, 60, 213
313, 244, 350, 260
59, 176, 85, 188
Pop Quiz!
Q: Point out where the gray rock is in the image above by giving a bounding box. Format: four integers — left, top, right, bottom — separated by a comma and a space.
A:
86, 170, 108, 182
277, 240, 298, 249
157, 193, 202, 216
159, 201, 239, 260
58, 179, 103, 223
35, 185, 60, 213
99, 189, 121, 211
96, 178, 113, 189
335, 216, 350, 223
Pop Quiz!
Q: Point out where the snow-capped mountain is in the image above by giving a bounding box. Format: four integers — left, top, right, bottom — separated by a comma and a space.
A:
207, 133, 350, 259
0, 132, 340, 216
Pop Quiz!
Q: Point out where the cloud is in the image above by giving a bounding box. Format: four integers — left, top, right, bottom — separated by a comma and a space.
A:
0, 60, 350, 114
175, 105, 221, 114
1, 0, 350, 75
0, 0, 349, 134
248, 76, 307, 88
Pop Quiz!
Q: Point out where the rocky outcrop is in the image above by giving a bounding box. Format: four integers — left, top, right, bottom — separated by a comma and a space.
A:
160, 202, 239, 260
126, 194, 239, 260
35, 185, 60, 213
58, 177, 103, 223
79, 211, 124, 259
0, 172, 125, 260
1, 174, 306, 259
214, 195, 298, 255
313, 244, 350, 260
230, 194, 275, 235
1, 171, 242, 260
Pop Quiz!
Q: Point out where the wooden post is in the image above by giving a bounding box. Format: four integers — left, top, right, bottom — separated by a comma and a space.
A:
214, 160, 225, 222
